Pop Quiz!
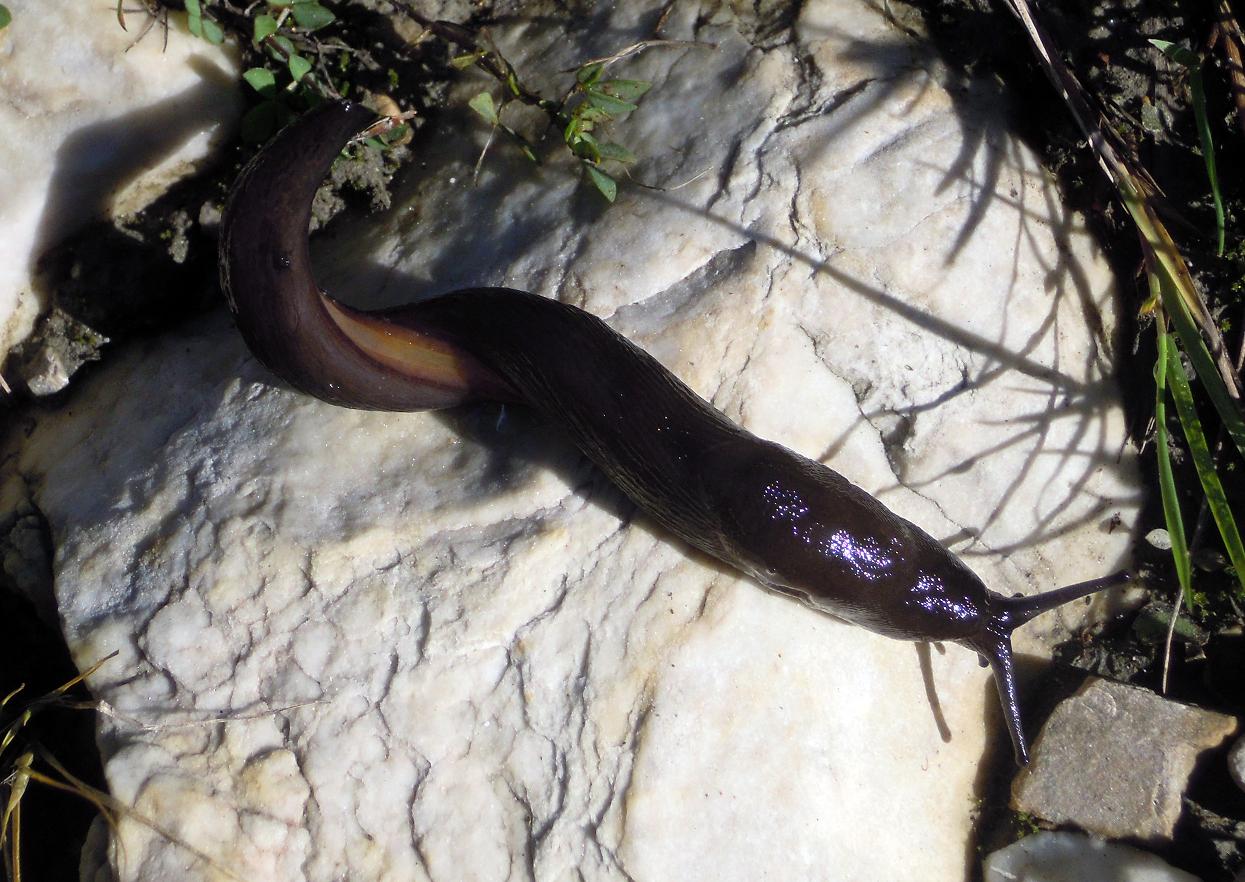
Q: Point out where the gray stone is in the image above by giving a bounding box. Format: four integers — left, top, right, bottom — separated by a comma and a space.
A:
11, 307, 108, 397
1012, 677, 1239, 841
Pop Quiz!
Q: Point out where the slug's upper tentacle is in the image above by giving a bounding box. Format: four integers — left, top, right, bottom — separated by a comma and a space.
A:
219, 100, 1127, 767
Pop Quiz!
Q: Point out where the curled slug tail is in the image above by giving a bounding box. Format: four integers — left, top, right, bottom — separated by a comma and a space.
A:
220, 100, 506, 411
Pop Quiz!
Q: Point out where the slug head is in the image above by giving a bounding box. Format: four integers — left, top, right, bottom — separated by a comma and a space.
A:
964, 571, 1129, 765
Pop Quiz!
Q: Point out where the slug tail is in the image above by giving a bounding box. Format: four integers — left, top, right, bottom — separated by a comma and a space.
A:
220, 100, 511, 412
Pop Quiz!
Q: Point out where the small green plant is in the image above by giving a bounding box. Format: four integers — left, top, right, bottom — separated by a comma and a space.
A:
0, 5, 12, 31
173, 0, 345, 143
460, 51, 652, 202
153, 3, 690, 196
1011, 810, 1043, 838
184, 0, 222, 45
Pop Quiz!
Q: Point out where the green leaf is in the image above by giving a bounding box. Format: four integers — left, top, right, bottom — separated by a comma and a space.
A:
1126, 185, 1245, 465
0, 4, 10, 29
267, 0, 293, 6
1154, 327, 1194, 607
585, 164, 616, 202
288, 53, 312, 83
601, 79, 651, 102
1150, 38, 1199, 70
185, 0, 201, 16
575, 104, 609, 124
253, 13, 277, 44
381, 123, 410, 145
187, 13, 202, 37
576, 62, 605, 86
268, 34, 295, 60
468, 91, 498, 125
291, 0, 335, 32
1191, 76, 1225, 256
597, 141, 636, 164
200, 17, 224, 44
570, 131, 601, 162
1158, 271, 1245, 463
585, 88, 637, 115
451, 51, 485, 70
243, 67, 277, 97
241, 101, 280, 144
1165, 336, 1245, 593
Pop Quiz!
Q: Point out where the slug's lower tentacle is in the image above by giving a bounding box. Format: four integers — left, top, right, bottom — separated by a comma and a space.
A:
219, 100, 1126, 767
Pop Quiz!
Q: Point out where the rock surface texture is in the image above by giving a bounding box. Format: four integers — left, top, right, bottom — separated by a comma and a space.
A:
1013, 677, 1240, 841
1, 1, 1140, 880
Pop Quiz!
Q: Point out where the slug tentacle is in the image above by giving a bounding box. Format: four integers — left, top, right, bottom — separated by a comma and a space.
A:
979, 630, 1027, 764
993, 570, 1132, 629
975, 569, 1131, 764
219, 99, 1128, 768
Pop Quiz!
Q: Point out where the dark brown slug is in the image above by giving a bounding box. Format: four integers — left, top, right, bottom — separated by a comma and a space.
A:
220, 100, 1127, 765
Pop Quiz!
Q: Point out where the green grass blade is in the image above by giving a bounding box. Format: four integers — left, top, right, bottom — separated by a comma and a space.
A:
1155, 267, 1245, 464
1155, 328, 1195, 607
1189, 69, 1225, 256
1165, 338, 1245, 593
1125, 180, 1245, 462
1150, 40, 1225, 255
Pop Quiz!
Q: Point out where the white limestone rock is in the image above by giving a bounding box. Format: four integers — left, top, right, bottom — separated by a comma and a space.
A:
983, 832, 1202, 882
2, 1, 1140, 880
0, 0, 240, 376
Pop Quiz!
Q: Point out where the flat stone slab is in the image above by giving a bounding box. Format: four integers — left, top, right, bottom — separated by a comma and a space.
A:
1012, 677, 1239, 841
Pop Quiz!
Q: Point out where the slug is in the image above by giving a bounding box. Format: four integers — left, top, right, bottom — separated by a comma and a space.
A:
219, 100, 1127, 765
